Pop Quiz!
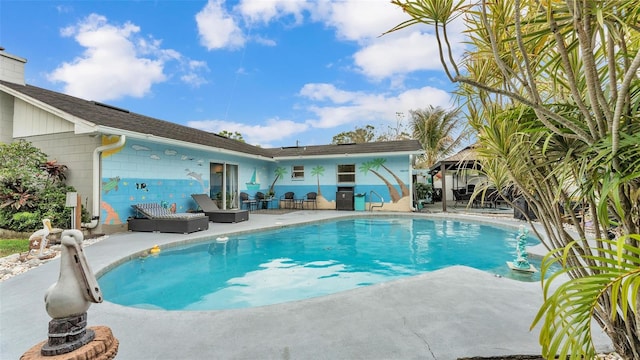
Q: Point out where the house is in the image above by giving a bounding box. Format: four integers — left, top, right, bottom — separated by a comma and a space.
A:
0, 50, 424, 234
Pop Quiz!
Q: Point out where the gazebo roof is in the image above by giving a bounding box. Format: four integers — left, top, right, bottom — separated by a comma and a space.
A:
428, 145, 481, 175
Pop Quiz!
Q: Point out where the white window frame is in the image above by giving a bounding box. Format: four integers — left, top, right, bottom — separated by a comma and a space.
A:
292, 165, 305, 180
337, 164, 356, 183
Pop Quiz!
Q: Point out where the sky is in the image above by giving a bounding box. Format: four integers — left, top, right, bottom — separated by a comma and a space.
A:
1, 0, 466, 148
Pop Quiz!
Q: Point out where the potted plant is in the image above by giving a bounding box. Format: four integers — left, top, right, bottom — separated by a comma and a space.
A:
414, 182, 433, 204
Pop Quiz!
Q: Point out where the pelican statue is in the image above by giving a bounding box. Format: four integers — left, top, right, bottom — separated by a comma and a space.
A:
29, 218, 53, 258
44, 229, 102, 319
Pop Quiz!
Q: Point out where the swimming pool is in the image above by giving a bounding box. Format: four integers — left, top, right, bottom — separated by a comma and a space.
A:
98, 217, 545, 310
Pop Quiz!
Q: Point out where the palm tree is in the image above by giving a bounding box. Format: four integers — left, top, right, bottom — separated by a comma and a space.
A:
360, 161, 401, 203
268, 167, 287, 196
371, 158, 409, 197
310, 165, 325, 196
409, 106, 469, 168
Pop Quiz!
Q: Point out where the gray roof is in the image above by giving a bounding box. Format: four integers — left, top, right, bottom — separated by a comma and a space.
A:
271, 140, 424, 158
1, 81, 423, 159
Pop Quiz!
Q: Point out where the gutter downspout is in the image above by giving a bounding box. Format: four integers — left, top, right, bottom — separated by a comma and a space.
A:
82, 135, 126, 229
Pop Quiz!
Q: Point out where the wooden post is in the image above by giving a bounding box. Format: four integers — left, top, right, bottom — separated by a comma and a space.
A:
441, 163, 447, 212
75, 194, 81, 229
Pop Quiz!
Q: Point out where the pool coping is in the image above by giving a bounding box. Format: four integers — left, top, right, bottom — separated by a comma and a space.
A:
0, 210, 613, 359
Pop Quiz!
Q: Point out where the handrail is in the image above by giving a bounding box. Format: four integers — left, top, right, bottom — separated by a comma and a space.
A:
369, 190, 384, 211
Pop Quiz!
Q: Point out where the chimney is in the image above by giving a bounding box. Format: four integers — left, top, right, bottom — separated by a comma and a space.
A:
0, 47, 27, 85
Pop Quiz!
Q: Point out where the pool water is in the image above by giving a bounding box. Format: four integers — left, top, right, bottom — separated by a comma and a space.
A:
99, 217, 548, 310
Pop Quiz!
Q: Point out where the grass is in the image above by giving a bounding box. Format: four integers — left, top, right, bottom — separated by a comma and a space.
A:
0, 239, 29, 257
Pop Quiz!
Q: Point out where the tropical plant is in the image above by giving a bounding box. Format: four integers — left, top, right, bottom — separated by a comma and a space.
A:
414, 182, 433, 200
409, 106, 470, 168
218, 130, 245, 142
387, 0, 640, 357
0, 140, 79, 231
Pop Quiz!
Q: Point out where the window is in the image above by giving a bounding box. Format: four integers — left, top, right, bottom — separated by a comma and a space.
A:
337, 164, 356, 183
292, 165, 304, 180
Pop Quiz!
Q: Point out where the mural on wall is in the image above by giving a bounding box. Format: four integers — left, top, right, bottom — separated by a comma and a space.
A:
268, 167, 287, 195
101, 201, 121, 225
101, 135, 125, 157
185, 168, 206, 194
100, 140, 210, 226
246, 168, 260, 191
310, 165, 335, 209
359, 158, 409, 203
102, 177, 120, 194
98, 136, 127, 224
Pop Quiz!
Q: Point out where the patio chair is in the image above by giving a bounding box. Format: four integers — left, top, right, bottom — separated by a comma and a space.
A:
129, 203, 209, 234
303, 192, 317, 210
191, 194, 249, 223
453, 188, 473, 207
280, 192, 295, 209
255, 191, 267, 210
240, 192, 257, 211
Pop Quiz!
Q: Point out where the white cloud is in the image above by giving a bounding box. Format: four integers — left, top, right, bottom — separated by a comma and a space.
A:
187, 117, 309, 147
238, 0, 309, 25
299, 83, 452, 129
48, 14, 165, 101
48, 13, 209, 101
196, 0, 245, 50
181, 60, 210, 87
189, 82, 452, 146
317, 0, 406, 42
194, 0, 463, 85
299, 83, 360, 104
353, 31, 451, 80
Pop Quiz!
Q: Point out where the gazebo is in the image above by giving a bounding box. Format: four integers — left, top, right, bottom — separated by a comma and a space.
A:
428, 145, 482, 212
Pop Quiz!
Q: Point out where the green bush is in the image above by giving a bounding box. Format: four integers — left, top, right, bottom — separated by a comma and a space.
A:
0, 140, 80, 232
414, 182, 433, 199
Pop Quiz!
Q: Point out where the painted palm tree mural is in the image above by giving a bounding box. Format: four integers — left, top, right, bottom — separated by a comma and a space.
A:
269, 166, 287, 196
360, 158, 409, 203
310, 165, 324, 196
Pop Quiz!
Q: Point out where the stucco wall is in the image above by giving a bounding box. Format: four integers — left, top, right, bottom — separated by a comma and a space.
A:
23, 132, 98, 210
100, 138, 273, 225
0, 92, 14, 144
270, 155, 413, 211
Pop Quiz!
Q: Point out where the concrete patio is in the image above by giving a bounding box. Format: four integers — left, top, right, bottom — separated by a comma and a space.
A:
0, 210, 614, 359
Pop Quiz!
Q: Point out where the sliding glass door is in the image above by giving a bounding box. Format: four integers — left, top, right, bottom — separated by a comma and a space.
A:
209, 162, 239, 209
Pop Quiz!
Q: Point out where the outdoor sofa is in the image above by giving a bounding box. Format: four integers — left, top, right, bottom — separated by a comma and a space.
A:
191, 194, 249, 223
128, 203, 209, 234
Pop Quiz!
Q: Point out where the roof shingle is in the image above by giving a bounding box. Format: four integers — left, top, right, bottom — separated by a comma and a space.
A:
1, 81, 423, 159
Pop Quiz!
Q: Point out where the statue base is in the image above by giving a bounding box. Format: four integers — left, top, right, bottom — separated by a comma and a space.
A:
506, 261, 537, 273
20, 326, 118, 360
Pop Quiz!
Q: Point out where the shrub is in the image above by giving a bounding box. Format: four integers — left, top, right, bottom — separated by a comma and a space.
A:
0, 140, 79, 232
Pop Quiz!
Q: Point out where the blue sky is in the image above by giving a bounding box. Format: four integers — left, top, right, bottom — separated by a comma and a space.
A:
1, 0, 464, 148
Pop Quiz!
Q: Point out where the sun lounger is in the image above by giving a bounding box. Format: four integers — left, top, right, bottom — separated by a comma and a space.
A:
128, 203, 209, 234
191, 194, 249, 223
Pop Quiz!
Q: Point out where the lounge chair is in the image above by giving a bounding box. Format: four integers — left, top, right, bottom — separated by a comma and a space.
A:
191, 194, 249, 223
129, 203, 209, 234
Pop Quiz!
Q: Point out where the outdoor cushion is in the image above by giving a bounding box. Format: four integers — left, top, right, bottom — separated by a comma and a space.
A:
132, 203, 206, 219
